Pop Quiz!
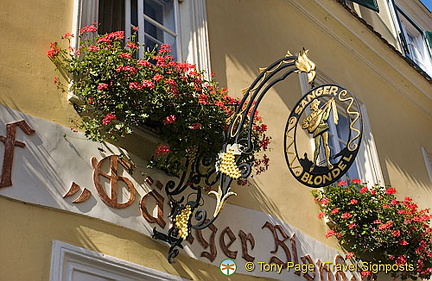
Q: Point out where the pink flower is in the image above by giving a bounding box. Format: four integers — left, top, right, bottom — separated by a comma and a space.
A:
320, 198, 330, 205
88, 45, 99, 51
164, 78, 177, 86
142, 80, 155, 90
379, 223, 390, 230
190, 123, 202, 129
325, 230, 336, 238
331, 208, 339, 215
382, 204, 390, 208
346, 252, 354, 259
318, 212, 325, 219
350, 199, 358, 205
392, 230, 400, 237
341, 212, 352, 219
398, 240, 408, 246
47, 42, 60, 58
87, 97, 94, 104
119, 53, 132, 59
351, 178, 361, 184
129, 82, 143, 90
385, 187, 396, 194
62, 32, 74, 39
152, 74, 164, 81
97, 83, 109, 90
163, 115, 176, 125
391, 200, 399, 205
395, 255, 407, 265
259, 137, 271, 150
159, 44, 171, 53
137, 60, 152, 67
102, 113, 116, 125
115, 65, 137, 74
156, 145, 170, 155
337, 180, 347, 186
348, 223, 357, 229
359, 186, 368, 193
371, 190, 377, 195
198, 94, 209, 104
126, 42, 138, 49
80, 24, 97, 34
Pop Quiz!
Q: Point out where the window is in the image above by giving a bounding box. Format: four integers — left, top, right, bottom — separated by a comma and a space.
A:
299, 73, 384, 185
390, 4, 432, 76
72, 0, 211, 71
422, 147, 432, 183
50, 241, 188, 281
82, 0, 180, 58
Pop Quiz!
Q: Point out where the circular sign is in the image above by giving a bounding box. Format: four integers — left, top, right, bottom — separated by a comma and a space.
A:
284, 84, 363, 188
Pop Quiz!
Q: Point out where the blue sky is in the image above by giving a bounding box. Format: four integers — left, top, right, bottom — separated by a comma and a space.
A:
420, 0, 432, 12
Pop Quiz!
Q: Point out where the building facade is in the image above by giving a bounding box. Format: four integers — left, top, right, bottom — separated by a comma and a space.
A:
0, 0, 431, 280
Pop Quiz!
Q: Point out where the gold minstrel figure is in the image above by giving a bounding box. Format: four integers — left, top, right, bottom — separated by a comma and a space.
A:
301, 98, 338, 172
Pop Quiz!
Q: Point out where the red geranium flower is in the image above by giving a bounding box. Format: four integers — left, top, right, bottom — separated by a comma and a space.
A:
341, 212, 352, 219
337, 180, 347, 186
155, 145, 170, 155
385, 187, 397, 194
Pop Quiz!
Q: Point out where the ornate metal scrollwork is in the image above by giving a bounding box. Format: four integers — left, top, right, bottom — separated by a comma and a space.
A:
152, 50, 316, 263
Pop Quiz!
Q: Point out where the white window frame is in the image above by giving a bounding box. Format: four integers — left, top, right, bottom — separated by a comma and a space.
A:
50, 240, 189, 281
387, 3, 432, 76
72, 0, 211, 73
422, 147, 432, 183
299, 72, 384, 186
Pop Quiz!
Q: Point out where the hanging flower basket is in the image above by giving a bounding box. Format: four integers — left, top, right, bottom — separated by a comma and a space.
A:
47, 23, 271, 178
313, 180, 432, 280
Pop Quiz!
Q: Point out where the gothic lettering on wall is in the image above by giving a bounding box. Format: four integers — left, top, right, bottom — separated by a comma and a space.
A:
92, 155, 136, 208
63, 182, 92, 203
139, 189, 166, 228
0, 120, 35, 188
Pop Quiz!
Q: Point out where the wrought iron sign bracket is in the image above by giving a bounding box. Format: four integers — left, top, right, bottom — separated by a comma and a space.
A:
152, 49, 363, 263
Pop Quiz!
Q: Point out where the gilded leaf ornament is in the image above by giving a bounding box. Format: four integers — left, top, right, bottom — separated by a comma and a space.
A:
295, 49, 316, 84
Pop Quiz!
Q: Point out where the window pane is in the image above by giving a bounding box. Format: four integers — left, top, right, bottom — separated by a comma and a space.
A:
98, 0, 125, 34
426, 31, 432, 51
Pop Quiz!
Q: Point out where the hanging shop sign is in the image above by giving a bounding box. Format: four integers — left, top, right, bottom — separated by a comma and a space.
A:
284, 84, 363, 187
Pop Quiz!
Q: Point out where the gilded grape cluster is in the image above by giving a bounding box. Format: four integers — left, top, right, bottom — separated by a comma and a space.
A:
219, 148, 242, 179
174, 205, 192, 240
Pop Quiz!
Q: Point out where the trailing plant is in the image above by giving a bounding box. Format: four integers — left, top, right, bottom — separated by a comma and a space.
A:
47, 23, 270, 178
312, 179, 432, 280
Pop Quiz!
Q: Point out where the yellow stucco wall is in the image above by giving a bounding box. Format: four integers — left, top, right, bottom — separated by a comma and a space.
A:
0, 197, 268, 281
0, 0, 79, 126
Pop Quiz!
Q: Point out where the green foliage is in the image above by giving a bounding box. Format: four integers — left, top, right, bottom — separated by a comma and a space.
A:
47, 24, 270, 177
